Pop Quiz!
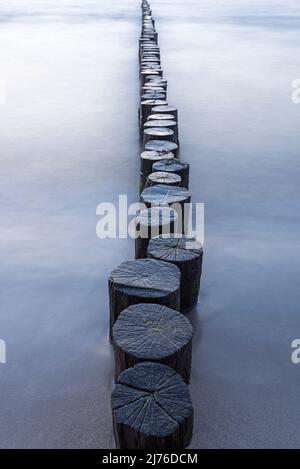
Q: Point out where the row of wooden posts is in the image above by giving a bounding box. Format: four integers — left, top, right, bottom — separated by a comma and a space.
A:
109, 0, 203, 449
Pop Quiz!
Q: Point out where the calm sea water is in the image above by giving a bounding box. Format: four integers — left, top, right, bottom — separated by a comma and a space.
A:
0, 0, 300, 448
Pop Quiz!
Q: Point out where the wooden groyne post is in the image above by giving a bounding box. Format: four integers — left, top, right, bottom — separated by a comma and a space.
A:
107, 0, 205, 449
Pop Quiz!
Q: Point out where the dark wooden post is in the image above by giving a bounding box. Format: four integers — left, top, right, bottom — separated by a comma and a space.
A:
145, 78, 167, 92
151, 104, 178, 124
141, 66, 161, 74
108, 0, 199, 450
141, 92, 166, 100
141, 56, 160, 63
140, 55, 160, 62
145, 171, 181, 188
141, 56, 161, 66
140, 150, 174, 175
140, 100, 167, 127
139, 34, 157, 46
140, 149, 174, 192
141, 62, 159, 68
140, 69, 163, 87
134, 206, 178, 258
145, 119, 178, 143
141, 184, 191, 232
111, 361, 193, 449
140, 47, 160, 57
113, 303, 193, 382
109, 258, 180, 337
140, 39, 157, 48
140, 49, 160, 61
146, 77, 167, 86
147, 113, 173, 121
143, 127, 175, 146
141, 67, 162, 74
140, 70, 159, 87
141, 85, 165, 96
144, 139, 178, 157
152, 158, 189, 188
147, 235, 203, 310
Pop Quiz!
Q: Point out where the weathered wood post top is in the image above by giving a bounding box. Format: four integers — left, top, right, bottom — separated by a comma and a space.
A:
109, 258, 181, 336
111, 361, 194, 449
113, 303, 193, 382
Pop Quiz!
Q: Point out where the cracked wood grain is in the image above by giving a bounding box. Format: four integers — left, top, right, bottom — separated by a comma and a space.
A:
109, 259, 180, 338
113, 303, 193, 382
147, 235, 203, 309
111, 362, 193, 449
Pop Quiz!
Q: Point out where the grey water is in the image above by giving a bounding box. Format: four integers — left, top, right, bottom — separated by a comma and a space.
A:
0, 0, 300, 448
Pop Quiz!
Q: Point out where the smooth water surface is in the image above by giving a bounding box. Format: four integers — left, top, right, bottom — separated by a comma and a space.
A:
1, 0, 300, 448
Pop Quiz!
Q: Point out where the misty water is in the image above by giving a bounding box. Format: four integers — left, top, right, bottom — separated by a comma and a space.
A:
1, 0, 300, 448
